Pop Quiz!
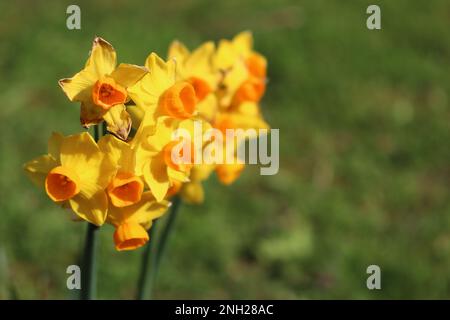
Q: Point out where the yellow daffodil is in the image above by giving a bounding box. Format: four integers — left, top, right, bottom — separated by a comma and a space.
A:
98, 134, 145, 208
132, 115, 210, 202
168, 41, 219, 121
228, 31, 267, 79
107, 192, 170, 251
59, 37, 147, 140
214, 41, 248, 108
24, 132, 116, 225
214, 31, 267, 108
128, 53, 197, 126
211, 101, 269, 186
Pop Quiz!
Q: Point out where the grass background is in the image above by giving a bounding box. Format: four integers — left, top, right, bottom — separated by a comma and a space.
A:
0, 0, 450, 299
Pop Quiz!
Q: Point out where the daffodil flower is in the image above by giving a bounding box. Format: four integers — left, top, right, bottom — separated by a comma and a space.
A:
107, 192, 170, 251
59, 37, 147, 140
228, 31, 267, 79
214, 31, 267, 108
132, 115, 209, 202
97, 134, 146, 208
24, 132, 116, 226
168, 41, 219, 122
127, 53, 197, 126
212, 101, 269, 186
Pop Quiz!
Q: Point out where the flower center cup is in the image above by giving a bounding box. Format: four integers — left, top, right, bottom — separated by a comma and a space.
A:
163, 140, 195, 173
107, 172, 144, 207
159, 82, 196, 119
45, 166, 81, 202
246, 53, 267, 79
234, 77, 266, 104
92, 77, 127, 110
113, 222, 149, 251
187, 76, 212, 102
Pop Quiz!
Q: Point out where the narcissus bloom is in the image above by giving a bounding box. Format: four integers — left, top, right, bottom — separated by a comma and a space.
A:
107, 192, 169, 251
211, 101, 269, 186
98, 134, 144, 208
128, 53, 197, 126
59, 37, 147, 140
132, 116, 209, 202
24, 30, 272, 257
228, 31, 267, 80
24, 132, 116, 225
168, 41, 219, 121
214, 31, 267, 108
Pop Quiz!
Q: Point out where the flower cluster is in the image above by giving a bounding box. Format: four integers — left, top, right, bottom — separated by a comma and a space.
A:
24, 31, 269, 251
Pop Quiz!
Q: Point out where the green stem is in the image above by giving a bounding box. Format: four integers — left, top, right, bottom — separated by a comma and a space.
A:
136, 220, 158, 300
80, 223, 99, 300
79, 124, 102, 300
137, 196, 182, 299
94, 124, 100, 141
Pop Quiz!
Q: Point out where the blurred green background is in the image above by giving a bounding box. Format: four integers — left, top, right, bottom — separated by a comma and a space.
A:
1, 0, 450, 299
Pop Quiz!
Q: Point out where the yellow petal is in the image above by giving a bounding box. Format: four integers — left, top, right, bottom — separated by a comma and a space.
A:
168, 40, 190, 63
130, 111, 157, 149
197, 94, 218, 122
108, 191, 170, 226
23, 155, 57, 188
127, 104, 145, 129
218, 60, 248, 107
60, 132, 114, 188
102, 104, 132, 141
69, 187, 108, 226
128, 53, 176, 119
214, 40, 237, 70
185, 42, 217, 87
110, 63, 148, 88
98, 134, 135, 172
232, 31, 253, 57
144, 52, 176, 77
131, 193, 169, 224
143, 154, 169, 202
87, 37, 117, 78
48, 132, 63, 161
145, 116, 178, 151
59, 68, 97, 102
167, 167, 189, 183
58, 37, 116, 102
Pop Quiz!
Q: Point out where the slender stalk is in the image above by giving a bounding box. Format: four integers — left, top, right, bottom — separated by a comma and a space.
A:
154, 196, 181, 268
79, 124, 102, 300
137, 196, 182, 299
80, 223, 99, 300
101, 122, 107, 136
136, 220, 158, 300
94, 124, 100, 141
